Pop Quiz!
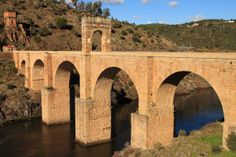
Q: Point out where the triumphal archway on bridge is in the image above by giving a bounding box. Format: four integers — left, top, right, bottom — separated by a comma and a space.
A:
13, 17, 236, 149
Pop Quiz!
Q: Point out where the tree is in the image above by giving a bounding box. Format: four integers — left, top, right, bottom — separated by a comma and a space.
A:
102, 8, 110, 18
71, 0, 77, 6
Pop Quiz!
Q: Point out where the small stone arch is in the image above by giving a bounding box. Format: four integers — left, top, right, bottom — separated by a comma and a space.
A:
82, 17, 111, 53
20, 60, 26, 75
91, 67, 139, 146
32, 59, 44, 91
91, 30, 102, 51
151, 71, 225, 146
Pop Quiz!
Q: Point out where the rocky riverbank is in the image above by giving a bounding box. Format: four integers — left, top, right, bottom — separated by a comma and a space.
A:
0, 57, 41, 126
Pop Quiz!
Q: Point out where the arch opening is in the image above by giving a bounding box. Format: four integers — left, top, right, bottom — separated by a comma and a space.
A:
20, 60, 26, 75
156, 71, 224, 142
32, 59, 44, 91
91, 30, 102, 51
94, 67, 139, 151
54, 61, 80, 126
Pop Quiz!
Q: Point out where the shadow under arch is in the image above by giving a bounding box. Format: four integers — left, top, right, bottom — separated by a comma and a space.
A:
91, 30, 102, 51
155, 71, 224, 145
54, 61, 80, 124
32, 59, 44, 91
20, 60, 26, 75
93, 67, 139, 151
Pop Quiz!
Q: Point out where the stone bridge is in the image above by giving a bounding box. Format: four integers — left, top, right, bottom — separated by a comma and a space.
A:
12, 17, 236, 149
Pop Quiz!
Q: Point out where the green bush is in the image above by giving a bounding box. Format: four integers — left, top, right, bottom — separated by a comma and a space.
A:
132, 33, 141, 43
39, 27, 51, 36
55, 17, 67, 29
178, 129, 187, 136
120, 36, 125, 40
6, 83, 17, 89
0, 93, 6, 101
227, 132, 236, 151
121, 30, 128, 36
112, 22, 122, 29
48, 23, 56, 29
127, 28, 134, 33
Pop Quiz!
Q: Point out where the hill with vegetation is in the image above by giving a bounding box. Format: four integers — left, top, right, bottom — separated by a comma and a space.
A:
0, 1, 236, 52
140, 20, 236, 52
0, 0, 175, 51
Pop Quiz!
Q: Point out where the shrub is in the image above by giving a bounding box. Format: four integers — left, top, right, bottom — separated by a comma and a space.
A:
55, 17, 67, 29
227, 132, 236, 151
39, 27, 51, 36
48, 23, 56, 29
132, 33, 141, 43
212, 145, 221, 153
0, 93, 6, 101
120, 36, 125, 40
6, 83, 17, 89
112, 22, 122, 29
121, 30, 128, 36
127, 28, 134, 33
178, 129, 187, 136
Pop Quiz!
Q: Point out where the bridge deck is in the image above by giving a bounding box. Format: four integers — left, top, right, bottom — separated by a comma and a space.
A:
14, 51, 236, 60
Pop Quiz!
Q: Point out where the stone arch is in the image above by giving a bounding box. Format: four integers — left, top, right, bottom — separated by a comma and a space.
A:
91, 30, 102, 51
32, 59, 44, 91
20, 60, 26, 75
51, 61, 80, 123
82, 17, 111, 53
92, 67, 139, 146
152, 71, 225, 146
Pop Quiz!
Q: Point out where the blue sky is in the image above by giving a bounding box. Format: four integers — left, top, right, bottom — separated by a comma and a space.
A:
69, 0, 236, 24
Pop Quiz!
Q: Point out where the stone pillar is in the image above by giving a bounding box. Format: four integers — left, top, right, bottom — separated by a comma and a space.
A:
44, 52, 53, 88
75, 98, 111, 146
24, 53, 31, 88
41, 88, 70, 125
131, 113, 148, 149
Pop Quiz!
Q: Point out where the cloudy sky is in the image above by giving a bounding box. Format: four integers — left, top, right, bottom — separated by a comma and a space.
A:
72, 0, 236, 24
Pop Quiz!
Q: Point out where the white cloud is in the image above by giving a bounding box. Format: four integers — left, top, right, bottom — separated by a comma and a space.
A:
142, 0, 152, 4
133, 16, 142, 20
97, 0, 124, 4
158, 21, 165, 24
190, 15, 204, 22
168, 1, 178, 8
147, 21, 152, 24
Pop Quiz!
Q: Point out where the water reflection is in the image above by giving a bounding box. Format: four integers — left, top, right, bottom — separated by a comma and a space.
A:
174, 88, 224, 136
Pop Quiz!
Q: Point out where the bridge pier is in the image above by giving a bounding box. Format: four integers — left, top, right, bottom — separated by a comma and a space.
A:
41, 88, 70, 125
223, 122, 236, 149
75, 98, 111, 146
131, 113, 148, 149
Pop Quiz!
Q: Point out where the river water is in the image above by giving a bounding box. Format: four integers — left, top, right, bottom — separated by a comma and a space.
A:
0, 88, 224, 157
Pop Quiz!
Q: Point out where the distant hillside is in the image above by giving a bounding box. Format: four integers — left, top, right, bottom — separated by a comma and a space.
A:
0, 0, 235, 52
0, 0, 175, 51
140, 20, 236, 52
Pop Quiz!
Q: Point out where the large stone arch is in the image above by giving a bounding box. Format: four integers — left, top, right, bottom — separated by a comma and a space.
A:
32, 59, 44, 91
149, 71, 225, 147
42, 61, 80, 124
82, 17, 111, 53
86, 67, 139, 145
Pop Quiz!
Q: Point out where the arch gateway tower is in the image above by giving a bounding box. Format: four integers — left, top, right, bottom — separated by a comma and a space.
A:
13, 17, 236, 149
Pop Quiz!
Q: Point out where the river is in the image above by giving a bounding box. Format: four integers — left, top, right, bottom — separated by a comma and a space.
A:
0, 88, 224, 157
